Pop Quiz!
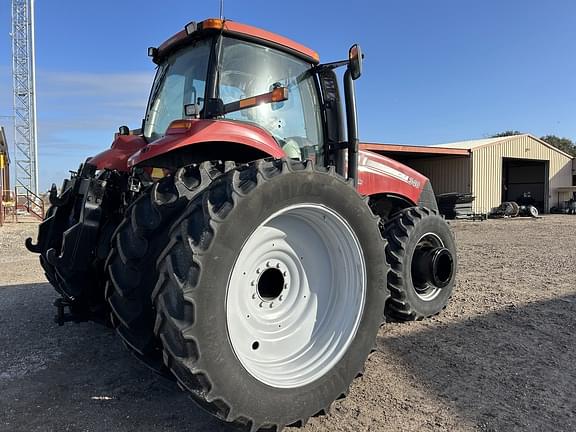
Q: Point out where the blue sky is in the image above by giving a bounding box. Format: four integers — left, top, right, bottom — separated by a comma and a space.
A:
0, 0, 575, 191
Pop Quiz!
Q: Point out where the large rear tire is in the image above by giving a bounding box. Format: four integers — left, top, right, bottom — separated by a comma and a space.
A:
153, 159, 389, 430
383, 207, 457, 321
106, 162, 229, 368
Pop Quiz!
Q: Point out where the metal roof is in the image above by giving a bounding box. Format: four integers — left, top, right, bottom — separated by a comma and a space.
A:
360, 142, 469, 157
429, 134, 574, 159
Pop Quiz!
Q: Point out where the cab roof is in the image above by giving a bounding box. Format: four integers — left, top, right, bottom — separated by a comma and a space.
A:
155, 18, 320, 65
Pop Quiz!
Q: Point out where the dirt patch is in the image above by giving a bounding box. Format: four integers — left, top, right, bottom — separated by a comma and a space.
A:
0, 223, 44, 285
1, 216, 575, 431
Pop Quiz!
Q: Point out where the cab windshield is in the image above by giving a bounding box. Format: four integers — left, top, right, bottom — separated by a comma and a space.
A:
144, 38, 211, 141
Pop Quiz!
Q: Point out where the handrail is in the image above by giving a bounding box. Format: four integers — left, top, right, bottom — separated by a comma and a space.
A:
1, 189, 17, 225
14, 185, 45, 221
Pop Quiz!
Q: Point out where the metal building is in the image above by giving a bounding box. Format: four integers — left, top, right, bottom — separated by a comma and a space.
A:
1, 126, 12, 226
362, 134, 574, 214
0, 127, 10, 195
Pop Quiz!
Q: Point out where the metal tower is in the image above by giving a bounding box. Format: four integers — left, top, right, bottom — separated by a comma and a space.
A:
11, 0, 38, 194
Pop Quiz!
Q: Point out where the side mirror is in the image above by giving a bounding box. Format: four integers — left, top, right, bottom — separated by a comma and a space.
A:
348, 44, 364, 80
184, 103, 200, 118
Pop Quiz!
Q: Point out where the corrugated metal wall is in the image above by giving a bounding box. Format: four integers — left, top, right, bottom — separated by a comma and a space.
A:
0, 127, 9, 199
405, 156, 471, 195
471, 135, 573, 213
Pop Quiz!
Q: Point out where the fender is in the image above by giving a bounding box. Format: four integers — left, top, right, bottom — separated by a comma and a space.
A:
88, 121, 428, 207
88, 135, 146, 172
128, 119, 285, 167
358, 149, 428, 205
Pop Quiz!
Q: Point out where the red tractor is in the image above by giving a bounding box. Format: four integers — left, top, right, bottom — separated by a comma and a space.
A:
27, 18, 456, 431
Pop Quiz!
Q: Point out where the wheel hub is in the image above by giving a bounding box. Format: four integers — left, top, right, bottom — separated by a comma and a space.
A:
257, 267, 284, 302
248, 260, 290, 309
430, 247, 453, 287
411, 233, 454, 300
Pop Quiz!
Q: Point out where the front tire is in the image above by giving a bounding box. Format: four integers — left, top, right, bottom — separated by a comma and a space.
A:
383, 207, 457, 321
153, 160, 389, 430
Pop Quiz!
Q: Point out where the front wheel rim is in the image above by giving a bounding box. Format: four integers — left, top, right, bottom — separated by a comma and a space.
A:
411, 232, 453, 301
226, 203, 366, 389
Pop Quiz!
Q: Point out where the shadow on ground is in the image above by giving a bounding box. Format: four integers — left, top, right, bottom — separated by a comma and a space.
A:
378, 294, 576, 431
2, 283, 575, 432
0, 283, 231, 432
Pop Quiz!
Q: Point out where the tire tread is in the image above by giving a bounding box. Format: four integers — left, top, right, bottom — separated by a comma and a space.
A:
153, 159, 375, 431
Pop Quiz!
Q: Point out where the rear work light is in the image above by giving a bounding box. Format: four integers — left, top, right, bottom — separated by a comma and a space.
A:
185, 21, 197, 35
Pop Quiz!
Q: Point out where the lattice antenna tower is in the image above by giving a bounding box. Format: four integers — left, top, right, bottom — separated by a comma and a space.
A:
11, 0, 38, 194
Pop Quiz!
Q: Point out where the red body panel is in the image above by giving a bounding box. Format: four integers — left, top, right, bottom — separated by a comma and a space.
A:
89, 135, 146, 172
357, 150, 426, 204
88, 123, 426, 204
128, 119, 285, 167
158, 29, 187, 53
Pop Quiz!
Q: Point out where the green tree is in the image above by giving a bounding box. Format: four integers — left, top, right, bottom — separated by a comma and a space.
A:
491, 130, 524, 137
540, 135, 576, 157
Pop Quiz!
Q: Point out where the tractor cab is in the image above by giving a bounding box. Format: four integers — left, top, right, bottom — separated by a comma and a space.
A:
144, 18, 362, 180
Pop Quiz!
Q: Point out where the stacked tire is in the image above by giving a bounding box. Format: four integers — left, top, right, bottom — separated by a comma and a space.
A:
109, 159, 389, 430
106, 161, 231, 369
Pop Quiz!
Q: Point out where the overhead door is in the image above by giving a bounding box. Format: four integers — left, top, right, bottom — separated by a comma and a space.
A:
502, 158, 548, 212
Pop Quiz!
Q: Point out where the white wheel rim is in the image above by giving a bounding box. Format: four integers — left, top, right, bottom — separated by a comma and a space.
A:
226, 203, 366, 389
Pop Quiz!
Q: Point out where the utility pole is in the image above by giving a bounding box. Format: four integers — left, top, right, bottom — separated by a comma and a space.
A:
11, 0, 39, 195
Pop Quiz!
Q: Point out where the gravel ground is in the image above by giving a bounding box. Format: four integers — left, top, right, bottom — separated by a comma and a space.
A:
1, 216, 575, 432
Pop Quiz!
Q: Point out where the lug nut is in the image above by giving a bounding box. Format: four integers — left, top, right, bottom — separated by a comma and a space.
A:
266, 261, 270, 267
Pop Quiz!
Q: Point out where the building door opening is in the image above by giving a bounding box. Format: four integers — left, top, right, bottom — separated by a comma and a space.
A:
502, 158, 548, 213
